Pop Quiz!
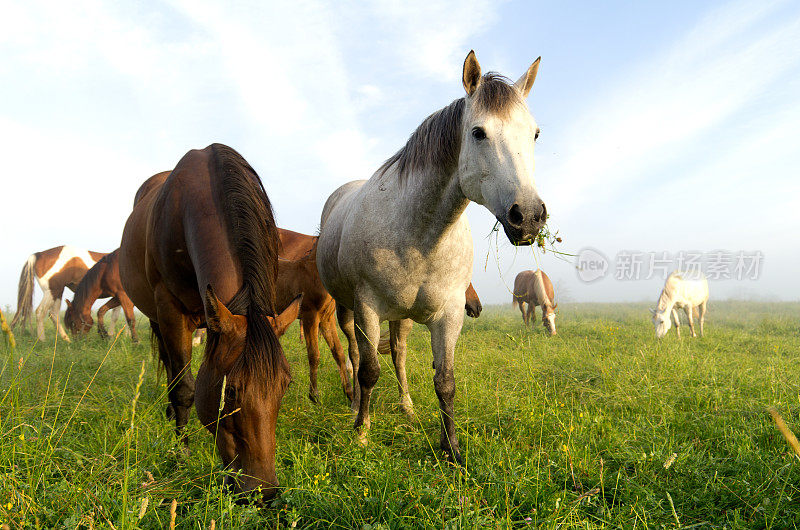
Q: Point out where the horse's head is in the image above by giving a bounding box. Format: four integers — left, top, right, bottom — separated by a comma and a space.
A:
457, 51, 547, 246
650, 308, 671, 338
195, 285, 292, 502
64, 299, 93, 336
543, 303, 557, 336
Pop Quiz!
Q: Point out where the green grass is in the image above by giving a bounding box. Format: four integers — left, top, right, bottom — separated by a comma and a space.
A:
2, 302, 800, 528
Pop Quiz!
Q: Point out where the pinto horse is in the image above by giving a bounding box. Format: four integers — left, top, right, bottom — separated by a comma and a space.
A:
512, 269, 557, 335
63, 249, 139, 342
317, 51, 547, 463
11, 245, 108, 342
277, 229, 354, 404
119, 146, 295, 499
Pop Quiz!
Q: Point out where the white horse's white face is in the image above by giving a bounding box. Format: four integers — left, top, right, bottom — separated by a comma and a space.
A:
457, 51, 546, 246
651, 309, 671, 338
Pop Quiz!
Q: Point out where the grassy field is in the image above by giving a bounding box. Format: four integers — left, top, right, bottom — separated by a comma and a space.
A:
1, 301, 800, 528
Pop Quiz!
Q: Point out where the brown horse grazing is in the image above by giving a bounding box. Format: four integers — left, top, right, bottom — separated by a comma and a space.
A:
119, 146, 295, 500
277, 229, 354, 404
64, 249, 139, 343
512, 269, 557, 335
11, 245, 108, 342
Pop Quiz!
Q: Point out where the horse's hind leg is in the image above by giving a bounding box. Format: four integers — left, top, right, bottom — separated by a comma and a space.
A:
698, 301, 707, 337
49, 288, 71, 343
337, 304, 360, 412
35, 290, 54, 342
120, 295, 139, 343
319, 306, 354, 405
352, 298, 381, 441
684, 305, 696, 337
390, 319, 415, 418
427, 305, 465, 465
303, 313, 322, 403
526, 304, 535, 329
517, 300, 527, 325
150, 321, 175, 419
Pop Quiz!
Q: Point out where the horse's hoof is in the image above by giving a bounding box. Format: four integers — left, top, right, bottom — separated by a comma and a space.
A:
445, 448, 465, 467
308, 392, 320, 404
356, 429, 369, 447
399, 403, 415, 420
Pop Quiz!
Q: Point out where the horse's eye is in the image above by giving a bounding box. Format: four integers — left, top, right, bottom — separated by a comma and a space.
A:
472, 127, 486, 141
535, 128, 540, 141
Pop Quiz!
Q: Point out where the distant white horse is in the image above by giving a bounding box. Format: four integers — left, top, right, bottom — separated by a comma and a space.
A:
317, 51, 547, 464
650, 271, 709, 338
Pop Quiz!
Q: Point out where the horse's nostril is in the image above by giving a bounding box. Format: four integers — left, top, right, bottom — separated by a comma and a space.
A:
507, 204, 524, 227
533, 202, 547, 223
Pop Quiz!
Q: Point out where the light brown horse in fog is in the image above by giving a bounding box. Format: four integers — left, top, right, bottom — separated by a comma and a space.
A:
277, 229, 354, 404
11, 245, 108, 342
119, 146, 297, 500
512, 269, 557, 335
64, 249, 139, 342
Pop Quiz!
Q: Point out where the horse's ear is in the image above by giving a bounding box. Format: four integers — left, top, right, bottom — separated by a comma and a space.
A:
205, 284, 235, 334
65, 299, 72, 309
553, 302, 558, 309
462, 50, 482, 96
649, 308, 657, 316
514, 56, 541, 98
268, 294, 303, 338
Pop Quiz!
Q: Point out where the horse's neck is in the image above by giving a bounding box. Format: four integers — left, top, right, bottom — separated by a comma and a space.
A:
74, 275, 103, 311
395, 168, 469, 249
656, 290, 674, 313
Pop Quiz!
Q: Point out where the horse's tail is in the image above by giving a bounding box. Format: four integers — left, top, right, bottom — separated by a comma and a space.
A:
377, 330, 391, 355
10, 254, 36, 329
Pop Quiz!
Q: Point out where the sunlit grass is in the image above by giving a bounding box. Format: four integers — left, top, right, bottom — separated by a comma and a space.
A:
1, 302, 799, 528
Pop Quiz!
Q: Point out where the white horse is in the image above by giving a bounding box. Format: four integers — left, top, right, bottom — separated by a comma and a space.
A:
317, 51, 547, 464
650, 271, 709, 338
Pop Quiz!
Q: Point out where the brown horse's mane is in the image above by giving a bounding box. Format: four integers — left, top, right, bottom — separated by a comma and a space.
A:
378, 73, 523, 184
71, 250, 114, 312
205, 143, 290, 390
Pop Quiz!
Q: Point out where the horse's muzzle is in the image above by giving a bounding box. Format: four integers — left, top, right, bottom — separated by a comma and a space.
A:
498, 199, 546, 246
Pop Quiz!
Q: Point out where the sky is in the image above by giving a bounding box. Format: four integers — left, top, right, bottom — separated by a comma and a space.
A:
1, 0, 799, 310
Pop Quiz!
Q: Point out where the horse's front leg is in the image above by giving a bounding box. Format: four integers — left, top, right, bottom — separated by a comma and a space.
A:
427, 305, 465, 465
390, 319, 415, 418
352, 299, 381, 441
337, 304, 360, 412
671, 308, 681, 338
154, 285, 196, 446
97, 298, 120, 338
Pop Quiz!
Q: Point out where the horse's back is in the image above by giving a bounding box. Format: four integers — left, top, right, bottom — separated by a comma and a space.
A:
278, 228, 317, 260
666, 271, 709, 305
